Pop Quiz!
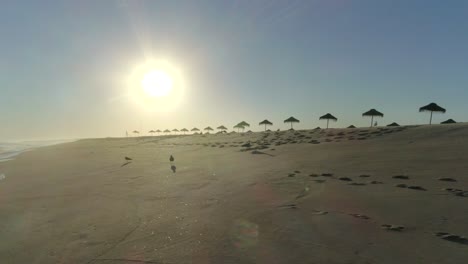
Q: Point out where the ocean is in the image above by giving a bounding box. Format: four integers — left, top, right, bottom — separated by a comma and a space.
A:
0, 140, 75, 162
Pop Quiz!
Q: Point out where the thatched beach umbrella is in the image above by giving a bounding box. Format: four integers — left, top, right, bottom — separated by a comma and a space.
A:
163, 129, 170, 134
132, 130, 139, 137
181, 128, 189, 134
191, 127, 200, 134
233, 124, 244, 132
441, 119, 456, 124
148, 130, 156, 136
259, 119, 273, 131
319, 113, 338, 129
387, 122, 400, 127
156, 129, 161, 135
347, 125, 356, 128
172, 129, 179, 135
419, 103, 446, 125
284, 116, 300, 129
204, 126, 214, 133
217, 125, 227, 132
362, 109, 384, 127
237, 121, 250, 132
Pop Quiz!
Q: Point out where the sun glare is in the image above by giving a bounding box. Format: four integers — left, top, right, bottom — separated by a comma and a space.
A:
128, 60, 184, 112
141, 70, 173, 97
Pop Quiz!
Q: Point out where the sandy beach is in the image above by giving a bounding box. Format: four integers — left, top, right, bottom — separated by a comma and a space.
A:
1, 124, 468, 263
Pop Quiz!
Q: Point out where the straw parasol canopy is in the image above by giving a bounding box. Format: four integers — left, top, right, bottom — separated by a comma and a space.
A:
204, 126, 214, 133
156, 129, 161, 133
259, 119, 273, 131
238, 121, 250, 127
319, 113, 338, 129
191, 127, 200, 132
149, 130, 155, 134
347, 125, 356, 128
172, 129, 179, 135
419, 103, 446, 125
236, 121, 250, 132
180, 128, 189, 134
387, 122, 400, 127
284, 116, 300, 129
163, 129, 170, 134
440, 119, 456, 124
233, 124, 244, 132
362, 109, 384, 127
217, 125, 227, 131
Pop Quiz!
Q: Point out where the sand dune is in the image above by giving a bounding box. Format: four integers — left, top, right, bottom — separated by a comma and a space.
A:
1, 124, 468, 263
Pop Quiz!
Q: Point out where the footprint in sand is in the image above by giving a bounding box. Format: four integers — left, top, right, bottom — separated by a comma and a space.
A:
288, 173, 296, 177
435, 232, 468, 245
369, 181, 384, 184
349, 213, 370, 220
278, 204, 298, 209
309, 174, 319, 177
443, 188, 468, 197
313, 179, 326, 183
321, 173, 333, 177
311, 210, 328, 215
407, 185, 427, 191
395, 184, 426, 191
121, 161, 132, 167
251, 150, 274, 156
339, 177, 353, 181
438, 177, 457, 182
381, 224, 405, 232
359, 175, 371, 178
392, 175, 410, 180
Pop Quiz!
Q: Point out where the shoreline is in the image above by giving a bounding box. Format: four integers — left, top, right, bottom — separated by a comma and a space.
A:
0, 139, 77, 163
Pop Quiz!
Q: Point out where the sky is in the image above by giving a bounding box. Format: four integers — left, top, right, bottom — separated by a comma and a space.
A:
1, 0, 468, 141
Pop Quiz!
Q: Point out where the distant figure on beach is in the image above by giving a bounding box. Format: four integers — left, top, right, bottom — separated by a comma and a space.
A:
374, 121, 378, 127
170, 155, 174, 162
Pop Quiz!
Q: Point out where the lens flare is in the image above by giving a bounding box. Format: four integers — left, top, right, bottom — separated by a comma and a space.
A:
128, 60, 184, 112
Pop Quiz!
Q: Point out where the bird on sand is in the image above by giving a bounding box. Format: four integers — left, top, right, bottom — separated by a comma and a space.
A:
169, 155, 174, 162
125, 156, 132, 161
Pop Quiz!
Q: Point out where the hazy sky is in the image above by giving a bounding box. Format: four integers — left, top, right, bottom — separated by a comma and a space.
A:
1, 0, 468, 141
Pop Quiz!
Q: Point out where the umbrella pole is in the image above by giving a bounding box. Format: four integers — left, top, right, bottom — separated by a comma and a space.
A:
430, 111, 433, 125
327, 119, 329, 129
371, 116, 374, 127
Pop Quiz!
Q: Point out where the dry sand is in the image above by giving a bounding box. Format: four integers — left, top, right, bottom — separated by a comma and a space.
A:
1, 124, 468, 263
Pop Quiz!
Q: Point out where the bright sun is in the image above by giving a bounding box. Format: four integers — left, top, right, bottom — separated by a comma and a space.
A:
128, 60, 184, 112
141, 70, 173, 97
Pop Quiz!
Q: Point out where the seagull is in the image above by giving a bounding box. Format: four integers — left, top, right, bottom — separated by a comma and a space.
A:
125, 156, 132, 161
169, 155, 174, 162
